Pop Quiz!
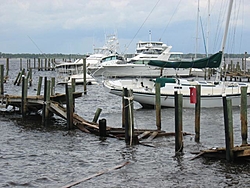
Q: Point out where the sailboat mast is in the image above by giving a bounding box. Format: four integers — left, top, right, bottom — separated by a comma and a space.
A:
206, 0, 210, 56
221, 0, 233, 53
215, 0, 234, 81
195, 0, 200, 59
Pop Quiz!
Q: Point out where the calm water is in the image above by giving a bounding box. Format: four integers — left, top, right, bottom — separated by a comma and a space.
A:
1, 58, 250, 188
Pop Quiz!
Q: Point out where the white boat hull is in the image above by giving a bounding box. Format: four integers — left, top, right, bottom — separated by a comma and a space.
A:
89, 64, 190, 77
103, 78, 250, 108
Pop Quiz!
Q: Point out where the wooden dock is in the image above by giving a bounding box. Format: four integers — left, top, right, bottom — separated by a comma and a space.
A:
0, 92, 187, 145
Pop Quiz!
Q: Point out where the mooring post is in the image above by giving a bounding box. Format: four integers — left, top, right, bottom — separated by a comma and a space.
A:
42, 77, 50, 126
66, 84, 73, 130
14, 71, 21, 86
50, 77, 55, 96
93, 108, 102, 123
175, 91, 183, 153
33, 58, 36, 69
27, 69, 32, 86
195, 85, 201, 142
5, 58, 9, 79
122, 88, 126, 128
37, 76, 43, 95
21, 76, 28, 118
83, 58, 87, 95
124, 88, 130, 143
17, 69, 25, 86
222, 96, 234, 162
0, 65, 4, 95
240, 87, 248, 145
20, 58, 22, 71
99, 118, 107, 138
155, 82, 161, 130
71, 78, 76, 93
38, 58, 41, 71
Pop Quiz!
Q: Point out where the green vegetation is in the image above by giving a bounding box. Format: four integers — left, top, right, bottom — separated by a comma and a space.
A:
0, 52, 248, 59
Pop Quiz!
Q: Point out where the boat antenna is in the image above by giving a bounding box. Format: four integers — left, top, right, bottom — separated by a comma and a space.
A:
123, 0, 161, 54
27, 35, 48, 59
159, 0, 182, 41
215, 0, 234, 81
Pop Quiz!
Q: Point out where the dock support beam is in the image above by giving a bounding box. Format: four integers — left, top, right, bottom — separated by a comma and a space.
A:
42, 77, 51, 126
93, 108, 102, 123
223, 96, 234, 162
175, 91, 183, 153
195, 85, 201, 142
83, 58, 87, 95
155, 82, 161, 130
0, 65, 4, 95
66, 84, 73, 130
99, 118, 107, 138
21, 76, 28, 118
241, 87, 248, 145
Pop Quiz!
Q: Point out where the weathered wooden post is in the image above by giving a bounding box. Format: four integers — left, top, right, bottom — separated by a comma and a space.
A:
5, 58, 9, 79
17, 69, 25, 86
155, 82, 161, 130
27, 69, 32, 86
175, 91, 183, 153
241, 87, 248, 145
123, 88, 138, 145
38, 58, 41, 71
93, 108, 102, 123
99, 118, 107, 138
123, 88, 129, 141
50, 77, 55, 96
14, 71, 21, 86
66, 84, 73, 130
71, 78, 76, 93
37, 76, 43, 95
42, 77, 51, 126
33, 58, 36, 69
20, 58, 22, 71
21, 75, 28, 118
222, 96, 234, 162
0, 65, 4, 95
122, 88, 126, 128
195, 85, 201, 142
83, 58, 87, 95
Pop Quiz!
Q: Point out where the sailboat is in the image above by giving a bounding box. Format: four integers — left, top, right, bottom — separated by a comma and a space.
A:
103, 0, 250, 108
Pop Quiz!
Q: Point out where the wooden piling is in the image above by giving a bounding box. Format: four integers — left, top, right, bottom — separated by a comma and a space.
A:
241, 87, 248, 145
99, 118, 107, 138
175, 91, 183, 153
27, 69, 32, 86
222, 96, 234, 162
83, 58, 87, 95
51, 77, 55, 96
195, 85, 201, 142
42, 77, 51, 126
20, 58, 22, 71
5, 58, 9, 78
93, 108, 102, 123
17, 69, 25, 86
66, 84, 73, 130
124, 88, 130, 143
37, 76, 43, 95
71, 78, 76, 93
0, 65, 4, 95
122, 88, 126, 128
155, 82, 161, 130
21, 76, 28, 118
14, 71, 21, 86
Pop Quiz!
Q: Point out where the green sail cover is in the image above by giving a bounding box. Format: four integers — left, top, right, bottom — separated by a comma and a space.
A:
148, 51, 222, 69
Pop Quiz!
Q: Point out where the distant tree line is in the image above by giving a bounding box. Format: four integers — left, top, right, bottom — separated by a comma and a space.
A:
0, 52, 87, 60
0, 52, 249, 59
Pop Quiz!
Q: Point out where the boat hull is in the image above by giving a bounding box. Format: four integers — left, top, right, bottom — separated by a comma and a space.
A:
103, 79, 250, 108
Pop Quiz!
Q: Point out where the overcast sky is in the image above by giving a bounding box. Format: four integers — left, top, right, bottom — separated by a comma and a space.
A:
0, 0, 249, 54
